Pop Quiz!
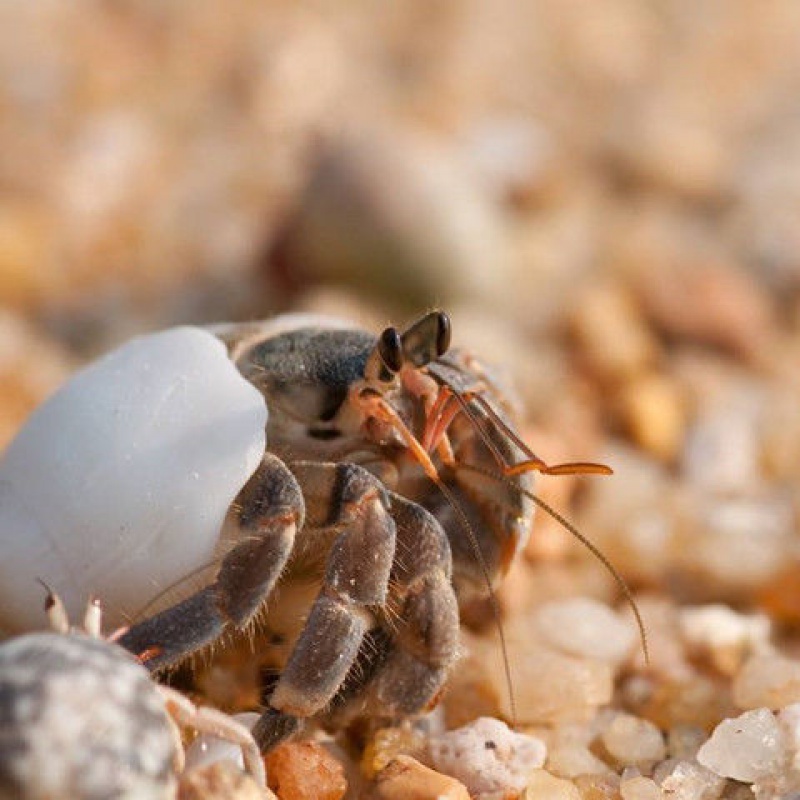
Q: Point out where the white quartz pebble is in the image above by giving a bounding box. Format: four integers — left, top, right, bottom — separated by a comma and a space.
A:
620, 775, 664, 800
184, 712, 261, 773
680, 605, 770, 651
427, 717, 546, 800
0, 327, 267, 632
733, 653, 800, 710
535, 598, 636, 664
524, 769, 581, 800
601, 713, 666, 766
696, 708, 787, 783
656, 759, 726, 800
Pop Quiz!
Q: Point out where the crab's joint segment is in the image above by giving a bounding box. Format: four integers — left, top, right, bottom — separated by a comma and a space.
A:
360, 394, 442, 482
504, 460, 614, 477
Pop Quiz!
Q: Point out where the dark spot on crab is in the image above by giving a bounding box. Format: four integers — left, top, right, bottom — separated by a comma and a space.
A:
308, 427, 342, 441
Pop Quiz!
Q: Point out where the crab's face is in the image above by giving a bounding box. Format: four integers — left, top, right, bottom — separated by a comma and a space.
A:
232, 319, 534, 593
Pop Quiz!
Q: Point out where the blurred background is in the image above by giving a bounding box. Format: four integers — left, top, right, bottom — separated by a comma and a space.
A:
3, 1, 800, 624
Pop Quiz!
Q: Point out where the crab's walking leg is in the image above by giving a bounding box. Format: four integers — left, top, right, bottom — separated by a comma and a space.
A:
254, 461, 396, 751
368, 493, 459, 714
120, 454, 303, 670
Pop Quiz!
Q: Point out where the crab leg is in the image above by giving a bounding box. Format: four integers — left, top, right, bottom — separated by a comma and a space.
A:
367, 492, 459, 715
120, 454, 303, 670
255, 461, 397, 749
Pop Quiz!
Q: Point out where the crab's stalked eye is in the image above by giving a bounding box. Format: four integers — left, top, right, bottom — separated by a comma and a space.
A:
378, 327, 403, 374
401, 310, 451, 368
435, 311, 451, 357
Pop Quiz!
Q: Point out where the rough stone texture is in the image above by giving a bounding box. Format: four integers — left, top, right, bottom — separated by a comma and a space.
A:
733, 654, 800, 710
535, 598, 636, 664
600, 713, 666, 768
265, 741, 347, 800
178, 760, 273, 800
374, 756, 470, 800
427, 717, 546, 799
524, 769, 582, 800
697, 708, 787, 784
0, 632, 177, 800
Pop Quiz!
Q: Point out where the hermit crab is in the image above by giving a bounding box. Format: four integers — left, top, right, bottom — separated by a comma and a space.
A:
0, 311, 625, 753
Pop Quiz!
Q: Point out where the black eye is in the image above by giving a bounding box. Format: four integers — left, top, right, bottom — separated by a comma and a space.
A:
435, 311, 451, 357
378, 327, 403, 374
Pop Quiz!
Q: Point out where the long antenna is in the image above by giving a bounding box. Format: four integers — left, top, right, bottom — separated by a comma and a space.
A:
457, 461, 649, 665
436, 383, 649, 664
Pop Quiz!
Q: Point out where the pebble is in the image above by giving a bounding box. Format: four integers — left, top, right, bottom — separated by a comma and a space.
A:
178, 760, 272, 800
468, 619, 614, 724
665, 726, 707, 760
654, 759, 726, 800
679, 605, 771, 675
619, 775, 664, 800
681, 387, 764, 495
676, 495, 794, 593
546, 741, 611, 780
184, 712, 260, 775
578, 445, 677, 587
599, 713, 666, 768
635, 258, 776, 362
373, 755, 470, 800
572, 771, 621, 799
696, 708, 787, 784
570, 282, 658, 383
264, 741, 347, 800
361, 726, 426, 779
524, 769, 582, 800
733, 653, 800, 710
427, 717, 546, 799
535, 597, 636, 665
618, 372, 686, 463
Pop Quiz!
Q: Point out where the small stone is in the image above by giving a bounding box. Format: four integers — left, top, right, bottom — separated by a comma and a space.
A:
679, 605, 771, 676
681, 387, 764, 495
373, 755, 470, 800
642, 674, 734, 732
535, 598, 636, 665
184, 712, 260, 774
178, 760, 272, 800
733, 654, 800, 710
600, 713, 666, 767
696, 708, 787, 783
636, 259, 775, 362
570, 282, 659, 383
620, 775, 664, 800
655, 759, 726, 800
265, 741, 347, 800
361, 726, 426, 779
466, 624, 614, 724
546, 741, 611, 779
677, 495, 794, 593
427, 717, 546, 799
666, 726, 707, 760
618, 372, 685, 463
778, 702, 800, 768
573, 772, 621, 800
524, 769, 582, 800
